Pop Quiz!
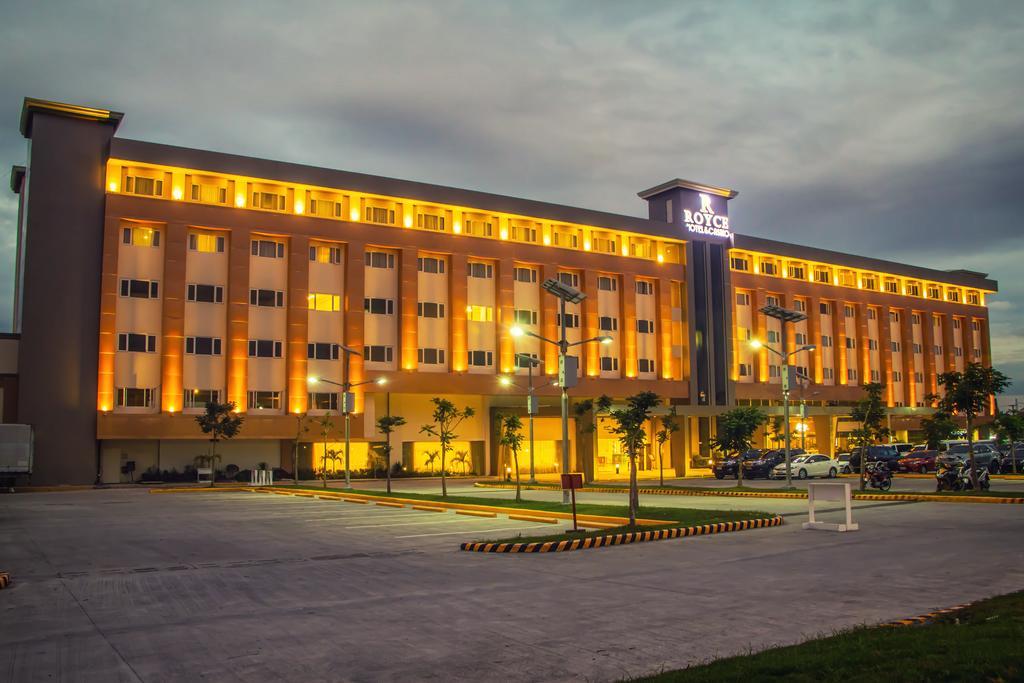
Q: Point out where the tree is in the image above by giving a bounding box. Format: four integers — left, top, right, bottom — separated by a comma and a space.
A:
850, 383, 890, 491
920, 411, 958, 450
992, 408, 1024, 475
710, 407, 767, 488
420, 398, 475, 497
499, 414, 526, 502
655, 406, 679, 487
376, 413, 407, 494
452, 450, 471, 475
194, 401, 244, 487
315, 412, 335, 489
931, 363, 1010, 489
423, 450, 439, 474
597, 391, 660, 527
768, 415, 785, 449
573, 399, 600, 482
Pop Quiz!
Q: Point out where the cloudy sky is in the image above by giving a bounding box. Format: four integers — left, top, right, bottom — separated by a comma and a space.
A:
1, 0, 1021, 398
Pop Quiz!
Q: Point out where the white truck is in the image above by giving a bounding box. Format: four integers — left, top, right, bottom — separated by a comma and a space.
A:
0, 424, 33, 492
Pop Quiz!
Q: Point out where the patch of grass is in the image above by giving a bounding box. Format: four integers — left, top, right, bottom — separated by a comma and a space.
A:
632, 590, 1024, 683
526, 481, 1024, 499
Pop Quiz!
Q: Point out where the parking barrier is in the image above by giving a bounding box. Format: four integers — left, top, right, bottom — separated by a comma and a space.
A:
884, 602, 974, 627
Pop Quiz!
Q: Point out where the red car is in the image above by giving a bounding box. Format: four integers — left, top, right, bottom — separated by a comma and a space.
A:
896, 450, 938, 474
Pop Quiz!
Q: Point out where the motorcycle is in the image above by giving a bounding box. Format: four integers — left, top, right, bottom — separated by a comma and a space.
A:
865, 462, 892, 491
936, 462, 990, 492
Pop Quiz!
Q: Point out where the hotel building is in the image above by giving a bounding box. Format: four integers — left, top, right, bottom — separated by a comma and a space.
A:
8, 99, 998, 485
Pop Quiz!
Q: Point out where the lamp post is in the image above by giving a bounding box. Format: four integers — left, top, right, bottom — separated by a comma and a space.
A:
308, 359, 387, 489
752, 303, 814, 488
500, 354, 558, 484
511, 277, 612, 504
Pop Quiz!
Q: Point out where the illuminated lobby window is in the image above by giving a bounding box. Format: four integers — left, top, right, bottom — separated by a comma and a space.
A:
189, 233, 225, 253
309, 245, 342, 264
308, 293, 341, 312
122, 225, 160, 247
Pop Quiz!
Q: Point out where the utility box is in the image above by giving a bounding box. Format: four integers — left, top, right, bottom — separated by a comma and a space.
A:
526, 395, 538, 415
559, 355, 579, 389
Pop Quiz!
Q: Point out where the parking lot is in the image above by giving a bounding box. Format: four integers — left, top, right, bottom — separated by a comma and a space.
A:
2, 486, 1023, 682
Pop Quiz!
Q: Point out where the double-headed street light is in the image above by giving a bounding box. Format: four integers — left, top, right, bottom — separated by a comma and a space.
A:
752, 304, 815, 488
511, 277, 612, 504
308, 348, 387, 489
499, 354, 558, 484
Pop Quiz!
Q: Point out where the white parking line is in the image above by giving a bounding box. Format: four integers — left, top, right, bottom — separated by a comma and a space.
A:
302, 513, 427, 523
396, 524, 559, 539
345, 517, 482, 530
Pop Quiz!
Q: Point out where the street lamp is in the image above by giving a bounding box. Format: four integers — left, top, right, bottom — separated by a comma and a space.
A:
511, 277, 613, 504
308, 359, 387, 489
499, 354, 558, 484
753, 303, 814, 488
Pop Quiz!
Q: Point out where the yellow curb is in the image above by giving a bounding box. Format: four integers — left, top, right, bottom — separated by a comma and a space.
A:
293, 492, 316, 498
411, 505, 447, 513
461, 515, 785, 553
342, 498, 369, 504
375, 501, 405, 508
456, 509, 497, 518
508, 514, 559, 524
884, 602, 972, 627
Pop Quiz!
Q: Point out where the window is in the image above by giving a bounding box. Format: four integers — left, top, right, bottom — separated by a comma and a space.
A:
637, 319, 655, 334
250, 289, 285, 307
308, 392, 339, 411
365, 251, 395, 269
119, 278, 159, 299
184, 389, 221, 409
190, 183, 228, 204
600, 356, 619, 372
795, 332, 807, 345
814, 267, 831, 284
913, 343, 923, 354
792, 299, 806, 312
822, 367, 834, 381
868, 339, 878, 351
730, 256, 750, 271
185, 336, 222, 355
513, 267, 538, 284
466, 305, 493, 322
884, 280, 899, 294
417, 214, 446, 231
557, 313, 579, 328
954, 347, 963, 358
558, 272, 579, 288
418, 348, 446, 365
839, 270, 856, 287
189, 233, 225, 253
911, 313, 922, 325
636, 281, 653, 295
248, 391, 281, 410
252, 191, 285, 210
967, 291, 980, 305
820, 302, 833, 315
591, 235, 616, 253
766, 330, 780, 344
117, 333, 156, 353
927, 285, 941, 300
892, 371, 903, 382
638, 358, 656, 374
515, 353, 539, 369
735, 292, 750, 306
765, 295, 780, 307
769, 365, 781, 378
187, 284, 224, 303
861, 276, 878, 290
891, 341, 901, 352
738, 363, 752, 377
307, 343, 340, 360
846, 337, 857, 349
598, 316, 618, 332
552, 230, 579, 248
417, 257, 445, 274
116, 387, 154, 408
847, 368, 859, 381
871, 370, 881, 382
760, 260, 778, 276
365, 345, 393, 363
971, 320, 981, 331
511, 225, 538, 243
934, 345, 943, 356
844, 304, 855, 318
122, 225, 160, 247
417, 302, 446, 318
914, 372, 924, 384
597, 276, 617, 292
514, 309, 538, 326
125, 175, 163, 197
468, 262, 493, 279
906, 282, 921, 297
247, 339, 283, 358
363, 298, 395, 315
365, 206, 396, 224
973, 348, 982, 360
308, 293, 341, 312
464, 219, 493, 237
308, 199, 342, 218
821, 335, 833, 348
309, 245, 342, 264
953, 318, 962, 330
251, 239, 284, 258
867, 308, 876, 320
467, 350, 493, 367
947, 289, 961, 303
788, 264, 806, 280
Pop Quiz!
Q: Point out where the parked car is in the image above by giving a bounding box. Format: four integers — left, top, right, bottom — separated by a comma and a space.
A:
742, 448, 804, 479
712, 450, 762, 479
835, 453, 853, 474
849, 445, 901, 473
937, 439, 968, 453
891, 442, 915, 455
1000, 444, 1024, 474
936, 443, 1001, 473
896, 450, 938, 474
771, 454, 840, 480
910, 444, 928, 453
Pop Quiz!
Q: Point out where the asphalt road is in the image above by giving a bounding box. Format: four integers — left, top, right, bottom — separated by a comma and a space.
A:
1, 485, 1022, 682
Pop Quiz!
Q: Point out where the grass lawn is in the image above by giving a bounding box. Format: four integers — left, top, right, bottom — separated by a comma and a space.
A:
543, 481, 1024, 499
633, 590, 1024, 683
286, 483, 773, 544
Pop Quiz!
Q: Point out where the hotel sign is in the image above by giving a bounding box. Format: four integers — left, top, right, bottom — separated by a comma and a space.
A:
682, 193, 732, 240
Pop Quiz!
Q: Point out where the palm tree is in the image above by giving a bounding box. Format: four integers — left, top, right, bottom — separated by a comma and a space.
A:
194, 401, 244, 487
420, 398, 475, 497
376, 413, 407, 494
315, 412, 335, 489
452, 450, 471, 475
423, 450, 439, 474
655, 406, 679, 487
499, 414, 525, 502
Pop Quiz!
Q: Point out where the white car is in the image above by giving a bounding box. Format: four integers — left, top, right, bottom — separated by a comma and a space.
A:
771, 453, 840, 480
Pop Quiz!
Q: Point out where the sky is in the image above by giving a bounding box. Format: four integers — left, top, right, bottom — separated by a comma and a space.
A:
0, 0, 1021, 400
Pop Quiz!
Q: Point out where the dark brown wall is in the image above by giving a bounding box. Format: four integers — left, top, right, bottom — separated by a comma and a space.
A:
18, 114, 116, 484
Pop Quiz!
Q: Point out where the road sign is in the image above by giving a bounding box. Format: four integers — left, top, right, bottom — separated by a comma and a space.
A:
560, 473, 583, 489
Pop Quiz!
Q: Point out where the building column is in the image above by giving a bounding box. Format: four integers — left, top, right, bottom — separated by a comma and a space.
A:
900, 308, 915, 406
160, 222, 187, 413
922, 312, 938, 397
656, 277, 674, 381
97, 215, 121, 412
449, 253, 468, 373
542, 264, 560, 372
344, 240, 367, 409
621, 273, 637, 378
227, 228, 251, 409
399, 246, 418, 372
286, 234, 309, 414
580, 269, 600, 377
879, 307, 894, 405
497, 258, 515, 374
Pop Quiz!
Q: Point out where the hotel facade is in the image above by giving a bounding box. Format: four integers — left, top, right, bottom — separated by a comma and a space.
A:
8, 99, 998, 485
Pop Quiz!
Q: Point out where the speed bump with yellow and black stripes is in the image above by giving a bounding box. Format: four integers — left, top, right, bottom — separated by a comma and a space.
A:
460, 515, 784, 553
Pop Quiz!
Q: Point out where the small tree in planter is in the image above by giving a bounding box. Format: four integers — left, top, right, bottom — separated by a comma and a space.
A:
655, 406, 679, 487
194, 401, 244, 487
375, 412, 407, 494
851, 383, 890, 492
419, 397, 475, 497
498, 414, 526, 502
315, 412, 336, 489
597, 391, 660, 528
711, 406, 767, 488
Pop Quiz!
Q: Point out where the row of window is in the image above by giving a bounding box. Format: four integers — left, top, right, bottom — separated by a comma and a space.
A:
115, 388, 345, 411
